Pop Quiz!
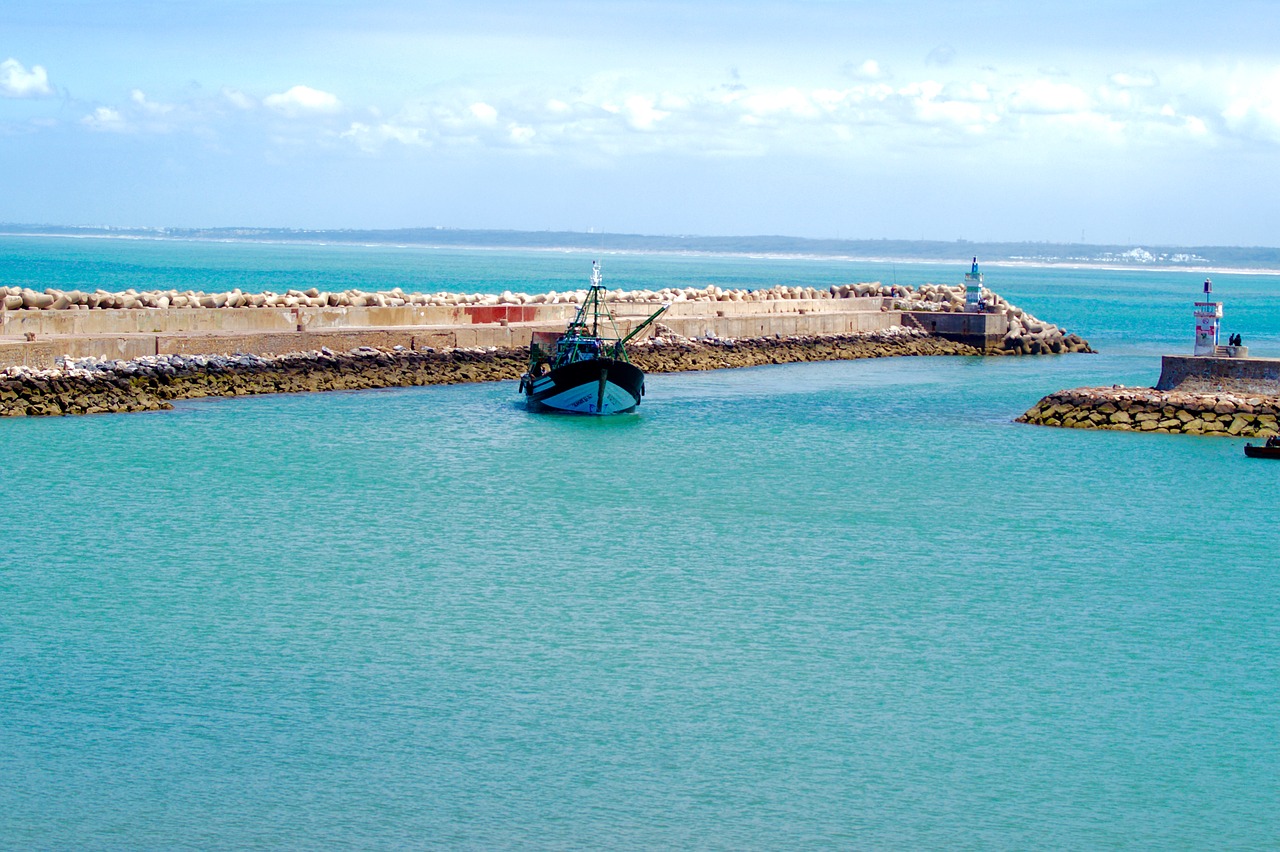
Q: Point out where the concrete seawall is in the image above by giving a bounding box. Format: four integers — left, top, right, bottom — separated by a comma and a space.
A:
0, 295, 894, 337
0, 299, 907, 368
1156, 355, 1280, 395
0, 329, 978, 417
0, 277, 1094, 369
0, 274, 1095, 417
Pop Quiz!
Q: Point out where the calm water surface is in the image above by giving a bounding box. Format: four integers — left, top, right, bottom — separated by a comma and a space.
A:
2, 238, 1278, 848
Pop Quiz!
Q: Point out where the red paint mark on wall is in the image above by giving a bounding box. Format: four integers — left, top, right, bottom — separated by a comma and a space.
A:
466, 306, 539, 324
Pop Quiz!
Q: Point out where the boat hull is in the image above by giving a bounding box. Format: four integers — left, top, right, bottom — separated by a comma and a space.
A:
523, 357, 645, 414
1244, 443, 1280, 459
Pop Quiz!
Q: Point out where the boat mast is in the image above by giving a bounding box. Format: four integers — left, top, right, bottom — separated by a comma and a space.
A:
589, 260, 603, 337
566, 260, 652, 354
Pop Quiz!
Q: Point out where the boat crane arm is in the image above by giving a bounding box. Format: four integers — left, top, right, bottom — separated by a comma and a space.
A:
618, 303, 671, 347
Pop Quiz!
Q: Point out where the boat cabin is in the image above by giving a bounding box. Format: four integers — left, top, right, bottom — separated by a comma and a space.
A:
555, 335, 604, 367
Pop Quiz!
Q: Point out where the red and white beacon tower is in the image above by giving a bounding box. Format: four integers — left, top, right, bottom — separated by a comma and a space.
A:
1193, 278, 1222, 356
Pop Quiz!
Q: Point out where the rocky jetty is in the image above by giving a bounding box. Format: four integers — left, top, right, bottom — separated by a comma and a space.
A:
890, 283, 1089, 355
0, 327, 977, 417
0, 280, 1090, 357
632, 325, 977, 372
1018, 386, 1280, 437
1, 282, 844, 310
0, 347, 522, 416
0, 280, 1045, 310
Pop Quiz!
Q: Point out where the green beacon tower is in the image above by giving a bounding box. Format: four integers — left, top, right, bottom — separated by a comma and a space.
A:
964, 257, 984, 312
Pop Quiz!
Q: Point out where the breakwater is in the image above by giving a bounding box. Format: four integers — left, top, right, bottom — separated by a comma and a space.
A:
0, 348, 521, 417
0, 328, 976, 417
0, 281, 886, 309
0, 280, 1073, 314
1156, 354, 1280, 395
0, 281, 1089, 364
634, 327, 977, 373
1018, 386, 1280, 437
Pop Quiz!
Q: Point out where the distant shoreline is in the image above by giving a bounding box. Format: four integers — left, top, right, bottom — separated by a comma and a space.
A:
4, 228, 1280, 277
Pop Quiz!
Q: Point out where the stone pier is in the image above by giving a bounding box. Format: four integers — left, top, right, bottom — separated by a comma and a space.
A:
1020, 354, 1280, 438
0, 277, 1092, 384
0, 298, 903, 369
1155, 354, 1280, 395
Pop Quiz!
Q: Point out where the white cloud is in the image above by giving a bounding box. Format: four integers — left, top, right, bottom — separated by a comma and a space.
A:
844, 59, 885, 81
1110, 71, 1159, 89
1183, 115, 1209, 137
222, 87, 256, 110
324, 73, 1109, 158
916, 99, 994, 131
942, 82, 991, 103
131, 89, 173, 116
843, 83, 894, 105
338, 103, 543, 154
1096, 84, 1136, 111
1218, 68, 1280, 144
508, 123, 535, 144
80, 107, 129, 132
622, 95, 669, 130
1007, 80, 1092, 114
47, 58, 1280, 160
897, 80, 997, 132
898, 80, 943, 104
341, 121, 428, 152
1, 58, 53, 98
263, 85, 341, 116
658, 92, 690, 112
469, 102, 498, 123
739, 87, 821, 120
1223, 96, 1280, 142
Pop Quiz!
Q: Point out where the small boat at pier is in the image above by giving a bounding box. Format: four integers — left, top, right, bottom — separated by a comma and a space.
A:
1244, 436, 1280, 459
518, 262, 667, 414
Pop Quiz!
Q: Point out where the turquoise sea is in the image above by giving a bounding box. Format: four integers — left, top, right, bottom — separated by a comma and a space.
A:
2, 236, 1279, 848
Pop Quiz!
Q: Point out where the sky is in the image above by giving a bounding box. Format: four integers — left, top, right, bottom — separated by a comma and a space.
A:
3, 0, 1280, 245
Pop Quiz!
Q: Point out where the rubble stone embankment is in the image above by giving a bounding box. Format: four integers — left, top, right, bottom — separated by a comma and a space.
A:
0, 327, 977, 417
1017, 386, 1280, 438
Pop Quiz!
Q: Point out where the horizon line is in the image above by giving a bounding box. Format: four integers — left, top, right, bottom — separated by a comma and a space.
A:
2, 222, 1279, 253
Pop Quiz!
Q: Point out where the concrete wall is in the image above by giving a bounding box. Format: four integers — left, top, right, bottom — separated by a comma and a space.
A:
0, 297, 890, 337
0, 336, 158, 368
903, 311, 1008, 352
656, 296, 888, 318
661, 310, 899, 339
0, 339, 60, 369
0, 299, 908, 368
1, 307, 301, 336
1155, 355, 1280, 395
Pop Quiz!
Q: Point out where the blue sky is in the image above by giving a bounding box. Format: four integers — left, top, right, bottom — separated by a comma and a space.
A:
3, 0, 1280, 244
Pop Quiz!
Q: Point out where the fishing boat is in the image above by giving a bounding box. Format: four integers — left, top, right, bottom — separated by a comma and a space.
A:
518, 261, 668, 414
1244, 436, 1280, 459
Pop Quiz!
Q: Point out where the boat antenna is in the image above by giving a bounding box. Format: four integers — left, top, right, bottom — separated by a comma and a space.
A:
590, 260, 603, 337
581, 259, 629, 345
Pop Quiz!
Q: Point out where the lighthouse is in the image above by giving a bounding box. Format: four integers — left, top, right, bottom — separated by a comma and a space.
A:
964, 257, 984, 312
1193, 278, 1222, 356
